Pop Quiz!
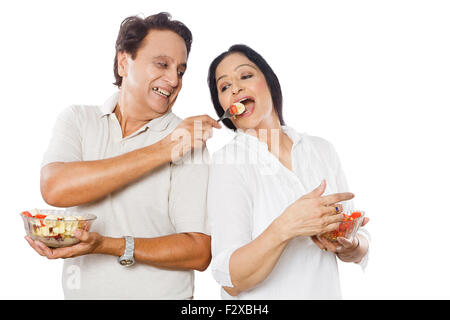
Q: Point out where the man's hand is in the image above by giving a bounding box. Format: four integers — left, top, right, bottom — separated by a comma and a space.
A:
166, 115, 222, 162
25, 230, 104, 259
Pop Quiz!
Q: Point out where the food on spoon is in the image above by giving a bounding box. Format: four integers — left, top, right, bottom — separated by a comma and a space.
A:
229, 102, 246, 117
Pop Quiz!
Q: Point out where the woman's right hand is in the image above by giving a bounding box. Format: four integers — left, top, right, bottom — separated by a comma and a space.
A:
273, 180, 354, 242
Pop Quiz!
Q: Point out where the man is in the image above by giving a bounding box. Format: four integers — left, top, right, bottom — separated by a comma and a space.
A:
25, 12, 221, 299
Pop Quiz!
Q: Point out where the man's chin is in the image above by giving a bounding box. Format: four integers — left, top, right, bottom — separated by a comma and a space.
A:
145, 100, 171, 116
154, 105, 171, 115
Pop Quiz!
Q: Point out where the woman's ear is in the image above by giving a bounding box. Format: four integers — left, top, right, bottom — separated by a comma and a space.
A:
117, 51, 129, 78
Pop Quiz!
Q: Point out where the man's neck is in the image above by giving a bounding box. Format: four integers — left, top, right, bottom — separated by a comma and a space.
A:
115, 90, 160, 138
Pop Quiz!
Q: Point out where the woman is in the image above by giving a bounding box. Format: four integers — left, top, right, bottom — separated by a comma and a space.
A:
207, 44, 370, 299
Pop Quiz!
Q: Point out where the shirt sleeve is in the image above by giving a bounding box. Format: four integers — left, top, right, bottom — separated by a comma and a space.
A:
208, 159, 253, 287
330, 142, 371, 271
41, 105, 83, 168
168, 147, 210, 235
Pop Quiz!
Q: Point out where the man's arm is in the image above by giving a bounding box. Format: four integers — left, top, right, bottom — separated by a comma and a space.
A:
96, 233, 211, 271
26, 231, 212, 271
41, 115, 220, 208
41, 138, 175, 207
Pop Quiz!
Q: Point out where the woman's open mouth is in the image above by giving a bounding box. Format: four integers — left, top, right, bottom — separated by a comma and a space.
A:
235, 97, 255, 118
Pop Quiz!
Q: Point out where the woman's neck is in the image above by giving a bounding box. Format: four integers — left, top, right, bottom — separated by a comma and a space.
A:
252, 119, 293, 167
252, 112, 285, 153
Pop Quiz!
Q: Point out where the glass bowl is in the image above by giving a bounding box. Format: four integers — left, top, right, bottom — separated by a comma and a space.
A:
21, 209, 97, 248
321, 210, 365, 243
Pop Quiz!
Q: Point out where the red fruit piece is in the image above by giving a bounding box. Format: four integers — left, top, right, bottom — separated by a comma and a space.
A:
350, 212, 362, 219
22, 211, 33, 217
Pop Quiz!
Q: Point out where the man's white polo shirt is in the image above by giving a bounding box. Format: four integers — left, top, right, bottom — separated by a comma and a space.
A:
41, 92, 209, 299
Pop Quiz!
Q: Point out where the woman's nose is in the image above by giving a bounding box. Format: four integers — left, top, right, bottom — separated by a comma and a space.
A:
231, 84, 243, 95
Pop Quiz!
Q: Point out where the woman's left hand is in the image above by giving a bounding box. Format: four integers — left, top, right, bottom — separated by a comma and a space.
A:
311, 217, 369, 263
25, 229, 104, 259
311, 234, 367, 263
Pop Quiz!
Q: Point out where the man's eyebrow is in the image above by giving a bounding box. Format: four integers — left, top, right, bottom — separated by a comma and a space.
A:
216, 63, 257, 84
153, 55, 187, 68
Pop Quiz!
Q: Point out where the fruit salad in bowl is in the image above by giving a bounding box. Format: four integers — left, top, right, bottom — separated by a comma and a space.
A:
21, 209, 97, 248
322, 210, 365, 243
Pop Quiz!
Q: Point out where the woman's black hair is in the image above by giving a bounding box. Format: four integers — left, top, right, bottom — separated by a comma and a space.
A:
207, 44, 284, 130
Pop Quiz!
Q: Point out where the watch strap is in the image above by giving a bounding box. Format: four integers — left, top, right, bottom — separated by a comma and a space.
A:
118, 236, 135, 266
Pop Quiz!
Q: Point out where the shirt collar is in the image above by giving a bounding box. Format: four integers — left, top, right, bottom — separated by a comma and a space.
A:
281, 125, 303, 145
99, 91, 119, 117
99, 91, 175, 132
232, 125, 305, 175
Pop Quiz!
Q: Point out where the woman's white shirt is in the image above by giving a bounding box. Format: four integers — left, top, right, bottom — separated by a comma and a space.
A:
207, 126, 369, 300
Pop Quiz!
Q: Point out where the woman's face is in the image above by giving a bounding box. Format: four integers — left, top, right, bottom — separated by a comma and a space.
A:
215, 53, 278, 130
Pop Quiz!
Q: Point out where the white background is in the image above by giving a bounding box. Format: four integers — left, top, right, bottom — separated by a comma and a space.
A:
1, 0, 449, 299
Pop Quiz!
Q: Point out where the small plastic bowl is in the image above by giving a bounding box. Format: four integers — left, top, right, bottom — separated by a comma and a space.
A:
321, 210, 365, 243
21, 209, 97, 248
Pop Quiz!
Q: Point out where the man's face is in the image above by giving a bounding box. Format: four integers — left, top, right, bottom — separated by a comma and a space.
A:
118, 29, 187, 119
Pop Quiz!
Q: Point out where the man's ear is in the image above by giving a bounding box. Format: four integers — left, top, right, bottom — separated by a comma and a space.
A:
117, 51, 130, 78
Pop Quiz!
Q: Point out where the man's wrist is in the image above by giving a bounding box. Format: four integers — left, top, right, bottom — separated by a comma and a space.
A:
153, 136, 178, 163
93, 236, 126, 257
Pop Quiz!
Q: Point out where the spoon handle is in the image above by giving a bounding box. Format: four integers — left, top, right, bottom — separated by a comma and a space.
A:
217, 108, 232, 123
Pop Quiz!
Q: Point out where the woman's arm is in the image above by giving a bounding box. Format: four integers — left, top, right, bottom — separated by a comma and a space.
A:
219, 180, 353, 296
222, 220, 287, 296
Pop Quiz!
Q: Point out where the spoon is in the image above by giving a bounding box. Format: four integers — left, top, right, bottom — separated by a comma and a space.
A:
217, 102, 246, 122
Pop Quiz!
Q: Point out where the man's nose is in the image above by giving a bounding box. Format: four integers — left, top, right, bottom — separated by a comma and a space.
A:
164, 69, 179, 88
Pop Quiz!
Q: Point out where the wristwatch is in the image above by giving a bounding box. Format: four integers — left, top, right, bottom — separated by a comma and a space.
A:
118, 236, 135, 266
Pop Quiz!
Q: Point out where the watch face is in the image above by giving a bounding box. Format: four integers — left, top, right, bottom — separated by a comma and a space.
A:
120, 259, 133, 266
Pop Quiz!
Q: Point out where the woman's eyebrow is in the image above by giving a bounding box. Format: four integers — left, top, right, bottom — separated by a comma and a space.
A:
234, 63, 257, 71
216, 74, 227, 83
216, 63, 257, 84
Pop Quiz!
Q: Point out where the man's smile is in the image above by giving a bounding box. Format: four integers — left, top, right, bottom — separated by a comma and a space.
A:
152, 87, 172, 98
